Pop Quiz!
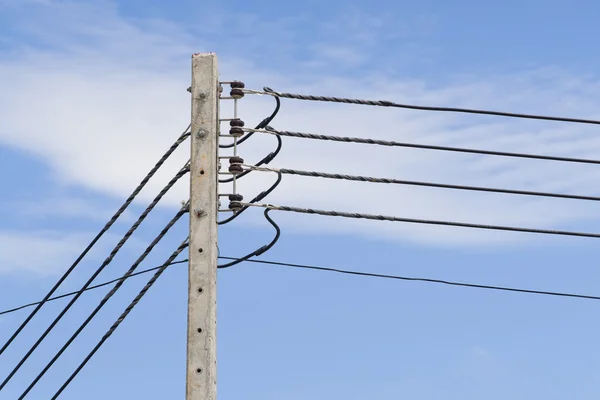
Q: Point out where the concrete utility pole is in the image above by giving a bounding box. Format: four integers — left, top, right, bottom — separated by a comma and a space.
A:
188, 52, 219, 400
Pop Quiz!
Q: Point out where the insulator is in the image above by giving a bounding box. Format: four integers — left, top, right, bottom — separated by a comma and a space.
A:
229, 156, 244, 164
229, 194, 243, 202
229, 201, 243, 211
230, 119, 245, 127
229, 127, 244, 137
230, 88, 244, 99
229, 164, 243, 174
230, 81, 245, 89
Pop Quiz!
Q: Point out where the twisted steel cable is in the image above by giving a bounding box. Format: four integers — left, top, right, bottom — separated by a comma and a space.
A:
218, 171, 282, 225
263, 87, 600, 125
219, 95, 281, 183
0, 163, 190, 391
0, 259, 188, 317
241, 203, 600, 239
50, 239, 190, 400
0, 126, 191, 357
246, 166, 600, 203
218, 208, 280, 269
245, 127, 600, 166
19, 203, 190, 399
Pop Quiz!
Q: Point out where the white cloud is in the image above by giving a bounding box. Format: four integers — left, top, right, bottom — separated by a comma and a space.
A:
0, 230, 96, 275
0, 227, 172, 277
15, 196, 135, 222
2, 0, 600, 248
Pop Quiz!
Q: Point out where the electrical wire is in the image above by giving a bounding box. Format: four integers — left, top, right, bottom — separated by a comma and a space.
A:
246, 165, 600, 203
218, 171, 282, 225
0, 163, 190, 391
219, 134, 282, 184
217, 256, 600, 302
217, 208, 280, 269
263, 87, 600, 126
0, 126, 190, 357
6, 254, 596, 321
241, 202, 600, 239
18, 246, 600, 398
0, 260, 188, 317
247, 127, 600, 166
219, 94, 280, 149
18, 204, 189, 399
219, 96, 281, 184
50, 239, 190, 400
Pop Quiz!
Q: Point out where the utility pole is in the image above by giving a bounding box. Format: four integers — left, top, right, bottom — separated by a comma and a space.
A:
188, 52, 219, 400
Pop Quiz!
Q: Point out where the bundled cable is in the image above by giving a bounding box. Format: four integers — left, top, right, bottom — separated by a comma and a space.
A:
218, 171, 282, 225
246, 127, 600, 166
238, 202, 600, 239
246, 165, 600, 203
262, 87, 600, 125
0, 162, 190, 391
219, 95, 281, 184
18, 202, 190, 398
0, 259, 188, 317
49, 239, 190, 399
0, 126, 191, 358
218, 208, 280, 269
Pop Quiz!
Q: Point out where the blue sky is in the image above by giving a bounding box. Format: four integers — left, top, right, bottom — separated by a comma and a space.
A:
2, 0, 600, 398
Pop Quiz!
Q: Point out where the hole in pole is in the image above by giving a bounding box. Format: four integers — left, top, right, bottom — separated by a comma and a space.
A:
198, 288, 203, 293
196, 368, 202, 374
198, 248, 203, 253
197, 328, 203, 333
200, 170, 205, 175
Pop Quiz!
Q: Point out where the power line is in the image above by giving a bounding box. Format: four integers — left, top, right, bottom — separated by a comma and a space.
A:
218, 256, 600, 302
218, 171, 282, 226
0, 163, 190, 391
218, 95, 282, 184
7, 252, 595, 321
19, 205, 189, 398
247, 165, 600, 203
19, 246, 598, 397
0, 126, 190, 358
218, 208, 281, 269
261, 87, 600, 126
0, 260, 188, 317
238, 202, 600, 239
247, 127, 600, 166
51, 239, 189, 400
219, 94, 280, 149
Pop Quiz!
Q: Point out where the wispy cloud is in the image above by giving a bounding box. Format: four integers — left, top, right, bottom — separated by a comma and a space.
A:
2, 0, 600, 249
0, 230, 96, 275
15, 196, 135, 223
0, 226, 170, 277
